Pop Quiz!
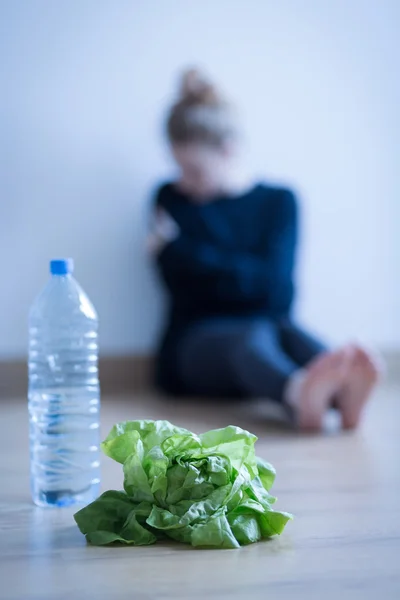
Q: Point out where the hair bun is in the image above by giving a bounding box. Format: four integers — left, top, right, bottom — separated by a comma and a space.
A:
179, 68, 221, 105
168, 68, 237, 146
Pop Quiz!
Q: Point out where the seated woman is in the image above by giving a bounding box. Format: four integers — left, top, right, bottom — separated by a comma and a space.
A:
148, 69, 381, 431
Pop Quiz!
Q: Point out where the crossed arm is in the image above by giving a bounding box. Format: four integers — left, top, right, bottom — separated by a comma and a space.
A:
154, 190, 298, 311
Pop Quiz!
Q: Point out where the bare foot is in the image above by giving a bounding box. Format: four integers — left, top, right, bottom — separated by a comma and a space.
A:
337, 346, 381, 429
297, 350, 352, 431
290, 349, 353, 432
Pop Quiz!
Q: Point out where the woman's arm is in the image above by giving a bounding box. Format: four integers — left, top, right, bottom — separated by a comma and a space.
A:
156, 190, 298, 311
147, 208, 180, 255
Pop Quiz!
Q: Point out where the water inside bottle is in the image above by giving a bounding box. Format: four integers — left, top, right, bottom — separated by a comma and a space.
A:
29, 387, 100, 507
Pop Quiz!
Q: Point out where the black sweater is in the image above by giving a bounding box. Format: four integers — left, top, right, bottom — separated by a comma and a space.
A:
154, 182, 298, 393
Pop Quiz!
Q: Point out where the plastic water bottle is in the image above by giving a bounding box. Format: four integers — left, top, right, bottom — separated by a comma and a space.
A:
28, 259, 101, 507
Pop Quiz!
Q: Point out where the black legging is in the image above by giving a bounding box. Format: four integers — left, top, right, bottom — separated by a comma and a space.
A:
176, 318, 327, 401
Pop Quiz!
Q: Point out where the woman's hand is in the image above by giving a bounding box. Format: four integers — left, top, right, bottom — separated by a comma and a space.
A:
147, 208, 180, 255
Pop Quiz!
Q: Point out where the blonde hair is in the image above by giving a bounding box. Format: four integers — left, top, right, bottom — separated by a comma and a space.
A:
167, 68, 238, 147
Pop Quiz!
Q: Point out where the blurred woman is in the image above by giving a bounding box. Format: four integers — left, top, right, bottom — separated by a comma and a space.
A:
148, 69, 380, 431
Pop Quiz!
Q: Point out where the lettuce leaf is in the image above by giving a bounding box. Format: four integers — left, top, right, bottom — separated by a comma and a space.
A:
74, 420, 292, 549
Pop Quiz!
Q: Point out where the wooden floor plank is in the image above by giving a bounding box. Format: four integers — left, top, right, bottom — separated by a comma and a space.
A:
1, 383, 399, 600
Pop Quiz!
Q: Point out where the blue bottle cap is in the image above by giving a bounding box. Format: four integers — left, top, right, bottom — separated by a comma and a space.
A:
50, 259, 74, 275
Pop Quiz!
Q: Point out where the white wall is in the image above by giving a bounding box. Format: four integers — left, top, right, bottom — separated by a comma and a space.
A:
1, 0, 399, 358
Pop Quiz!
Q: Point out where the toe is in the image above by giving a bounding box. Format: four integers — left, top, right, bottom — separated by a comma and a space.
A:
354, 346, 383, 377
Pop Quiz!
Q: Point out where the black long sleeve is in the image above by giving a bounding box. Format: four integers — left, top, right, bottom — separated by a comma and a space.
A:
156, 187, 297, 314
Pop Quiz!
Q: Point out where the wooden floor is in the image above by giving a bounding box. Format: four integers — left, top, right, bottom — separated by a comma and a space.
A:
1, 383, 400, 600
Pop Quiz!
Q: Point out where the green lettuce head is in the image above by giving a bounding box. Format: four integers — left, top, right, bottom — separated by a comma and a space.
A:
74, 420, 292, 549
